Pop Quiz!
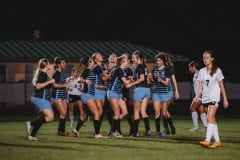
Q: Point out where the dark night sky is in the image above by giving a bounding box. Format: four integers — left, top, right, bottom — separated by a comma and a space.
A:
0, 1, 239, 82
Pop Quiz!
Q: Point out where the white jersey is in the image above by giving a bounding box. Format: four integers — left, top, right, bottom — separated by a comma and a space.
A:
193, 70, 200, 96
198, 67, 224, 103
66, 76, 82, 96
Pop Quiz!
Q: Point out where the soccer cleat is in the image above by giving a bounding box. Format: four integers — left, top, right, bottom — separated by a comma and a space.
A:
162, 128, 168, 137
188, 126, 199, 132
28, 136, 39, 141
111, 132, 123, 138
200, 140, 210, 148
145, 130, 152, 137
72, 129, 80, 137
94, 134, 108, 139
25, 121, 32, 136
156, 132, 162, 138
209, 142, 222, 148
58, 131, 70, 136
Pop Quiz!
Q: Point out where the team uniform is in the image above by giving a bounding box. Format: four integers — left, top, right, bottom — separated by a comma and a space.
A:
107, 68, 125, 100
133, 64, 151, 102
80, 68, 96, 104
132, 63, 151, 137
188, 69, 208, 132
198, 67, 224, 107
152, 66, 171, 102
31, 71, 52, 112
67, 76, 82, 103
93, 64, 107, 100
51, 70, 67, 101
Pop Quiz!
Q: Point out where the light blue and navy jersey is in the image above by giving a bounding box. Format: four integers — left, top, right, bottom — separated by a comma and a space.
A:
105, 66, 117, 89
152, 66, 170, 94
109, 68, 124, 94
32, 71, 52, 100
52, 70, 67, 100
93, 64, 105, 86
134, 64, 149, 88
81, 68, 96, 95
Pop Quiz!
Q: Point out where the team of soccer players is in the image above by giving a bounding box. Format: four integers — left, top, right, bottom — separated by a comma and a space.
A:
26, 50, 229, 149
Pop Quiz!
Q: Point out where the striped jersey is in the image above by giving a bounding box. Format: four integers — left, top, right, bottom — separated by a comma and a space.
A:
32, 71, 52, 100
152, 66, 170, 94
81, 68, 96, 95
108, 68, 124, 94
52, 70, 67, 100
93, 64, 105, 86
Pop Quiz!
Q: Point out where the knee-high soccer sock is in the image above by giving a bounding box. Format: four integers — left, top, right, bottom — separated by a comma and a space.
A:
143, 117, 150, 132
163, 117, 168, 129
111, 118, 117, 132
58, 118, 66, 132
117, 119, 122, 134
200, 113, 208, 128
206, 123, 215, 142
155, 117, 160, 132
133, 119, 140, 135
30, 119, 39, 127
76, 119, 84, 131
191, 111, 198, 127
213, 124, 220, 142
31, 117, 46, 137
93, 120, 101, 134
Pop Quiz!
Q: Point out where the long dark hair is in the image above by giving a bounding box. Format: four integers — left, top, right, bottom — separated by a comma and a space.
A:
188, 61, 200, 70
132, 50, 146, 65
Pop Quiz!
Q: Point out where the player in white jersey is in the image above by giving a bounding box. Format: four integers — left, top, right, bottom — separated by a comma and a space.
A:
195, 51, 229, 149
188, 61, 208, 131
67, 67, 87, 137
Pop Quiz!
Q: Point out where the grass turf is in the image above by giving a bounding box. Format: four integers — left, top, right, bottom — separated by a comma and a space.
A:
0, 116, 239, 160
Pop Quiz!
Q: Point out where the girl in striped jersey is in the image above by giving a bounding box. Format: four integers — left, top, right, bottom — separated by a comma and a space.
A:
151, 53, 171, 137
92, 52, 111, 131
126, 50, 151, 137
52, 57, 70, 136
107, 55, 131, 137
26, 58, 55, 140
79, 57, 106, 138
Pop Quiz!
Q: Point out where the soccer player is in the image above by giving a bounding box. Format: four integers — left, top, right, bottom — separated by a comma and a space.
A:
92, 52, 111, 132
188, 61, 207, 131
151, 52, 171, 137
52, 57, 70, 136
196, 51, 229, 148
26, 58, 55, 140
79, 57, 107, 138
107, 55, 131, 137
126, 50, 151, 137
66, 67, 87, 137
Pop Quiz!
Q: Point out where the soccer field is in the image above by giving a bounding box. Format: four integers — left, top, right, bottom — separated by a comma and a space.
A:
0, 116, 239, 160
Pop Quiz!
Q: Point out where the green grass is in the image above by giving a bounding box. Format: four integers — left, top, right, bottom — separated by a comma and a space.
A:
0, 116, 239, 160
